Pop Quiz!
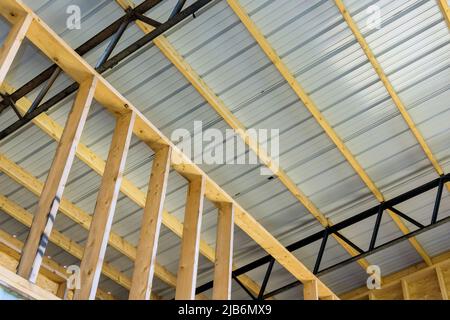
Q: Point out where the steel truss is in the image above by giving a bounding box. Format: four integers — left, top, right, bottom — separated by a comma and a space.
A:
196, 173, 450, 299
0, 0, 212, 140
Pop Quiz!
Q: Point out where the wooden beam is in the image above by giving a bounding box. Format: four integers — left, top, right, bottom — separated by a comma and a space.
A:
303, 279, 319, 300
0, 264, 59, 300
129, 145, 171, 300
436, 266, 448, 300
212, 202, 234, 300
0, 194, 154, 298
335, 0, 446, 183
0, 0, 336, 298
17, 77, 97, 282
228, 0, 432, 267
0, 13, 32, 86
438, 0, 450, 30
175, 175, 206, 300
75, 112, 135, 300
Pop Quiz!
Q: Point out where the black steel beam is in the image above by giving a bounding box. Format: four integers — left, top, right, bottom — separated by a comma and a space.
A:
334, 231, 364, 254
195, 173, 450, 295
368, 206, 383, 251
0, 0, 163, 114
0, 0, 213, 140
431, 176, 444, 224
313, 229, 329, 274
258, 258, 275, 299
388, 206, 424, 229
263, 214, 450, 299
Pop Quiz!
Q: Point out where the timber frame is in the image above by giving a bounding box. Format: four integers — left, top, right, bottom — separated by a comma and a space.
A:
0, 0, 337, 300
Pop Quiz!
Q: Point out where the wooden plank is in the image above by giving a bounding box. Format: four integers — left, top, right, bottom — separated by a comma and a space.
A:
212, 202, 234, 300
303, 279, 319, 300
129, 145, 171, 300
75, 112, 135, 300
0, 264, 59, 300
175, 175, 206, 300
17, 77, 97, 282
0, 13, 32, 86
436, 266, 448, 300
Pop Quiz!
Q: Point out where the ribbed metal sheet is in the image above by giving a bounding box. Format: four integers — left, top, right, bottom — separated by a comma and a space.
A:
0, 0, 449, 299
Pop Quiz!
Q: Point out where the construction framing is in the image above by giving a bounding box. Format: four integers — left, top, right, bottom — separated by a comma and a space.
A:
0, 0, 337, 300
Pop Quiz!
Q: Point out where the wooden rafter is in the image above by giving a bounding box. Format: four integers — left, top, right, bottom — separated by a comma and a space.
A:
17, 76, 97, 282
0, 0, 335, 298
228, 0, 432, 267
335, 0, 447, 189
75, 112, 135, 300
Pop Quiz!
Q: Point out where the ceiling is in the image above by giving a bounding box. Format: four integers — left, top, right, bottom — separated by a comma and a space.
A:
0, 0, 449, 299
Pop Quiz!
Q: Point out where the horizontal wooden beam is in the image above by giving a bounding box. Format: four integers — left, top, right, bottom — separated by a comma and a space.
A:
0, 0, 335, 297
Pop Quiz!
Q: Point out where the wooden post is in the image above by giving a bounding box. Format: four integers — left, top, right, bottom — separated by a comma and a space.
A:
304, 279, 319, 300
401, 279, 410, 300
175, 175, 206, 300
0, 13, 32, 86
436, 266, 449, 300
129, 145, 171, 300
17, 77, 97, 282
212, 202, 234, 300
74, 111, 135, 300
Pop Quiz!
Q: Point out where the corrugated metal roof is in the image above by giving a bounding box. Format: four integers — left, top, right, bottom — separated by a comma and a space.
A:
0, 0, 449, 299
